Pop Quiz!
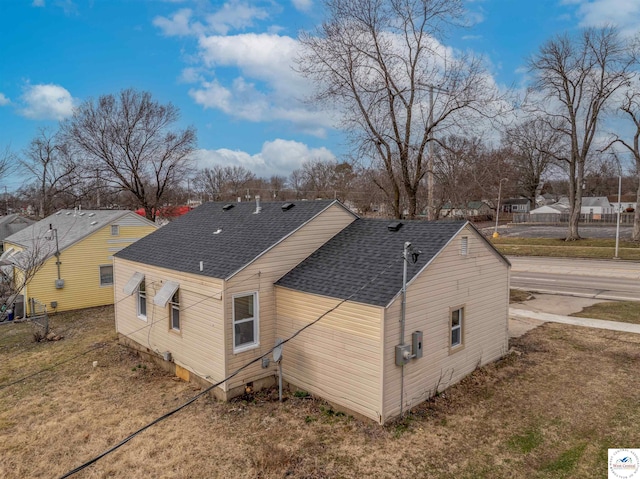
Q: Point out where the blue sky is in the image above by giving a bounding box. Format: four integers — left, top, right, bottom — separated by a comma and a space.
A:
1, 0, 640, 190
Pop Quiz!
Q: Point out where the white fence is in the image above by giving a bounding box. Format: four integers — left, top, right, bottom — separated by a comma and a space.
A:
513, 212, 635, 224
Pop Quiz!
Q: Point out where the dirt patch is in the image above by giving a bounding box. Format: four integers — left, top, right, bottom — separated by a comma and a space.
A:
1, 308, 639, 478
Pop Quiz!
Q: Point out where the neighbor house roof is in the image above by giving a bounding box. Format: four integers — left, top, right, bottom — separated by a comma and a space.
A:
4, 209, 149, 262
115, 200, 355, 280
441, 201, 490, 210
276, 218, 496, 307
582, 197, 611, 208
0, 214, 34, 242
502, 198, 530, 205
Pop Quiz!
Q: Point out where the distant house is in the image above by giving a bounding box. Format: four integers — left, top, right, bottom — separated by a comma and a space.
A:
501, 198, 531, 213
529, 203, 570, 215
0, 215, 34, 251
439, 201, 493, 219
608, 194, 637, 212
3, 210, 157, 315
581, 197, 613, 218
114, 200, 510, 424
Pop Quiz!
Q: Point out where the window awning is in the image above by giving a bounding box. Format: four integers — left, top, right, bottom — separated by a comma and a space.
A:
153, 280, 179, 307
123, 272, 144, 296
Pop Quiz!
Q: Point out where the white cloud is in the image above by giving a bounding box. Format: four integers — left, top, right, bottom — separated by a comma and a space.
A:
153, 8, 197, 37
206, 0, 269, 35
192, 139, 337, 177
567, 0, 640, 34
190, 32, 334, 135
0, 93, 10, 106
19, 84, 77, 120
292, 0, 313, 12
154, 1, 269, 37
32, 0, 45, 6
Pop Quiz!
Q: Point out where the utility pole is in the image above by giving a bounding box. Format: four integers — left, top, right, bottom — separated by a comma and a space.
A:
4, 186, 8, 215
427, 85, 434, 221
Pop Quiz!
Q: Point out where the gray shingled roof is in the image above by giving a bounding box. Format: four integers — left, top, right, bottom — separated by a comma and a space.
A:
276, 218, 468, 307
5, 210, 136, 261
582, 196, 611, 208
115, 200, 349, 280
0, 214, 34, 243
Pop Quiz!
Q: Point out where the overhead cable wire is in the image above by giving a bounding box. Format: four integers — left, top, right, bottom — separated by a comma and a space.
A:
59, 255, 401, 478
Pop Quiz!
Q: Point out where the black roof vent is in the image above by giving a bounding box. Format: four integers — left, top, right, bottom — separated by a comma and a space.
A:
222, 204, 235, 211
281, 203, 295, 211
387, 221, 403, 232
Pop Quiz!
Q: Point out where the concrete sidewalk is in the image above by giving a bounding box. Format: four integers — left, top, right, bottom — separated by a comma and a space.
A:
508, 293, 640, 337
510, 308, 640, 334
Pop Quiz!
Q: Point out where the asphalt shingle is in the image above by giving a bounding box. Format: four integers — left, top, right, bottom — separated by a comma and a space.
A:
115, 200, 345, 279
275, 218, 467, 307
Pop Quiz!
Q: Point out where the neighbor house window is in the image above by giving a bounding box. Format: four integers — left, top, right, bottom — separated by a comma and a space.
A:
137, 280, 147, 320
111, 225, 119, 236
99, 265, 113, 286
233, 292, 258, 352
169, 290, 180, 331
450, 307, 464, 349
460, 236, 468, 256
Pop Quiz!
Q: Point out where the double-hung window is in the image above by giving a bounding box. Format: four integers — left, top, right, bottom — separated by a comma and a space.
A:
169, 290, 180, 331
450, 307, 464, 349
137, 280, 147, 320
233, 292, 258, 352
99, 265, 113, 286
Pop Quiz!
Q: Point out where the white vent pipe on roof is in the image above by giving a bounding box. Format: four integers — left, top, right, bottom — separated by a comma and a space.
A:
254, 195, 261, 214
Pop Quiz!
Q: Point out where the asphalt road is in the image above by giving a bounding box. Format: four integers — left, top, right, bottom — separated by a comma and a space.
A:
509, 256, 640, 302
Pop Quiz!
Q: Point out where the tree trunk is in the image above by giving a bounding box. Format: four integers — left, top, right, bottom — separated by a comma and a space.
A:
634, 182, 640, 241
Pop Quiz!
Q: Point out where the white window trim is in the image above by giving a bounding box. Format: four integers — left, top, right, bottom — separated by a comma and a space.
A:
232, 292, 259, 353
450, 306, 464, 352
169, 290, 180, 332
99, 264, 113, 287
111, 224, 120, 236
137, 281, 147, 321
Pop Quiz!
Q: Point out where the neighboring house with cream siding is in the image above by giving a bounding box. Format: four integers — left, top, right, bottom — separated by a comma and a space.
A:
114, 200, 510, 423
3, 209, 156, 315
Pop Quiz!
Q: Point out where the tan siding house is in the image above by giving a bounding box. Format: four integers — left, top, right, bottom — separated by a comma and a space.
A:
114, 200, 509, 423
114, 200, 357, 398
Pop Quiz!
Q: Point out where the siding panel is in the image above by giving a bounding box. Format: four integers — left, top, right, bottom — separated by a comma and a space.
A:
276, 287, 384, 422
382, 224, 509, 422
224, 203, 356, 391
114, 257, 226, 383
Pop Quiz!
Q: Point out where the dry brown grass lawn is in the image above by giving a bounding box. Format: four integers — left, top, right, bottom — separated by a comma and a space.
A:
1, 307, 639, 478
571, 301, 640, 324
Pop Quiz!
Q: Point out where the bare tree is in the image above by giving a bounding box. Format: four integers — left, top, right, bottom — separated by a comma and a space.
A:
607, 87, 640, 240
528, 27, 633, 240
20, 129, 81, 218
503, 117, 562, 208
61, 89, 197, 221
298, 0, 505, 219
0, 145, 16, 182
1, 233, 53, 324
